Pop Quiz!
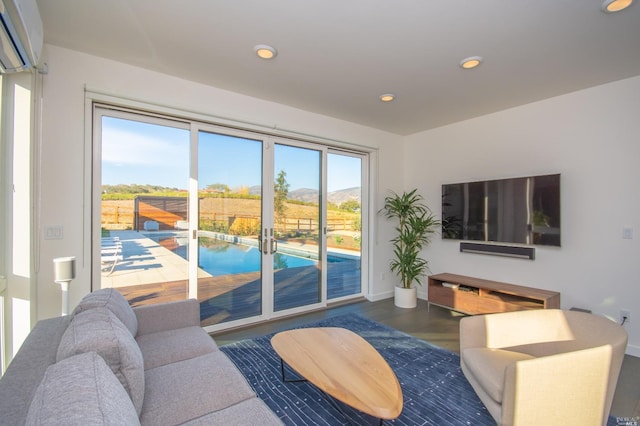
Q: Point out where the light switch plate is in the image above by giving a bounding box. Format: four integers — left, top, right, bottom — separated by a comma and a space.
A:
45, 225, 63, 240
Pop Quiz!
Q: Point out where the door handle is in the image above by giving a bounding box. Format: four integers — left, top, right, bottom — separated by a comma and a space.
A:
270, 239, 278, 254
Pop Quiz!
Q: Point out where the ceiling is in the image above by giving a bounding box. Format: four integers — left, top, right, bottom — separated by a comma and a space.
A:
36, 0, 640, 136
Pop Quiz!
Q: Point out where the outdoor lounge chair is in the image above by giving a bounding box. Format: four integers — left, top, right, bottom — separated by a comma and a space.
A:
101, 240, 123, 275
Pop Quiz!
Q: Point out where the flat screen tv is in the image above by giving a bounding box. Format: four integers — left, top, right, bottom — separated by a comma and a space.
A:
442, 174, 561, 247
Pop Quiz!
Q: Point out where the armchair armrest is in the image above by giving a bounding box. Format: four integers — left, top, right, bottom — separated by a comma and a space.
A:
502, 344, 612, 426
459, 314, 489, 351
133, 299, 200, 336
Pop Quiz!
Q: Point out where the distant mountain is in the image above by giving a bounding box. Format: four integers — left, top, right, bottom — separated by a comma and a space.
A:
248, 185, 361, 205
288, 188, 318, 203
289, 187, 361, 205
249, 185, 262, 196
327, 187, 361, 205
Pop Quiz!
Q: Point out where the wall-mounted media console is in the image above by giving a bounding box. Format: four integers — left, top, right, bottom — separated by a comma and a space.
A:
428, 273, 560, 315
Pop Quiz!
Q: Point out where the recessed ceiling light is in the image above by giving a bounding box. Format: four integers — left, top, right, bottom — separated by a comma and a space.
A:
379, 94, 395, 102
602, 0, 633, 12
254, 44, 277, 59
460, 56, 483, 69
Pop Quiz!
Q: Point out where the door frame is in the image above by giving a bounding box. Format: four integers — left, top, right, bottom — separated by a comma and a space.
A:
89, 96, 370, 333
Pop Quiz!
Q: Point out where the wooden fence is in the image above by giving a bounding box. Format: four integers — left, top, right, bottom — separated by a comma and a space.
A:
101, 197, 358, 233
102, 204, 134, 230
103, 209, 357, 233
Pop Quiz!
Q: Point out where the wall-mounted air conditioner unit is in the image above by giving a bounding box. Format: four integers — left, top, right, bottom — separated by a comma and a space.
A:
0, 0, 42, 73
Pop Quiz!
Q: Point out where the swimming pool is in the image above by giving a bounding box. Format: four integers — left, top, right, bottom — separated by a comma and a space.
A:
151, 234, 342, 276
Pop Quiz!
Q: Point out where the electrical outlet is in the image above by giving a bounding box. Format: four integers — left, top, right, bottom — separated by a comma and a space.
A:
620, 309, 631, 324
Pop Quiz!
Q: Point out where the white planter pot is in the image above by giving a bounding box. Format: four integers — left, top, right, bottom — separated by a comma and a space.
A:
394, 286, 417, 308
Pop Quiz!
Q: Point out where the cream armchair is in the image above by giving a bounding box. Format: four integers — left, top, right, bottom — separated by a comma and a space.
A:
460, 309, 627, 426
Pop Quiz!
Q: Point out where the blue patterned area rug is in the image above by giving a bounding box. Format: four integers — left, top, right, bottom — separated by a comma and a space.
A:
220, 314, 619, 426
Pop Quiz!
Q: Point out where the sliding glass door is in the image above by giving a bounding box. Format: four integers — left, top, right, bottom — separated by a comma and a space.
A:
327, 152, 363, 301
272, 143, 323, 312
95, 104, 367, 331
97, 110, 190, 304
196, 130, 264, 326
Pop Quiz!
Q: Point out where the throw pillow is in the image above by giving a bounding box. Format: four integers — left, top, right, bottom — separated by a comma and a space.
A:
26, 351, 140, 425
57, 307, 145, 415
72, 288, 138, 336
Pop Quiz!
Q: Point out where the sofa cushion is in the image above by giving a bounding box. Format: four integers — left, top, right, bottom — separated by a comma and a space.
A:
26, 352, 140, 426
180, 398, 283, 425
461, 348, 535, 404
57, 307, 145, 415
140, 351, 256, 425
72, 288, 138, 336
136, 326, 218, 370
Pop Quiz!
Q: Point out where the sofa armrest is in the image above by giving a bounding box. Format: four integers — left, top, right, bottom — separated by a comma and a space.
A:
502, 344, 612, 426
0, 316, 71, 426
134, 299, 200, 336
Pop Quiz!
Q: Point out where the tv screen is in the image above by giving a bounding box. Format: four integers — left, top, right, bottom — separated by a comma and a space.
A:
442, 174, 561, 247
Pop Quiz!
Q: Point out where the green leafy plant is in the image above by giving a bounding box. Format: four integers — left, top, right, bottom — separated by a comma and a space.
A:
380, 189, 439, 289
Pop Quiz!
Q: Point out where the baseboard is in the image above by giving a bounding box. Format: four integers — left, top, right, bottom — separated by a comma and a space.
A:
625, 343, 640, 358
369, 290, 393, 302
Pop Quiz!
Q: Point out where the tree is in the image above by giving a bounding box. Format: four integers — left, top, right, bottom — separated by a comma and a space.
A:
274, 170, 289, 228
340, 199, 361, 212
206, 183, 230, 193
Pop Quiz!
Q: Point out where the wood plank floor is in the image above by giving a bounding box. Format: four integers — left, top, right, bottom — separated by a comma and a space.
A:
213, 298, 640, 419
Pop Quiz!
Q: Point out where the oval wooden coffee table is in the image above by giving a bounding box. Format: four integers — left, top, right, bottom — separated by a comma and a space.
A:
271, 327, 403, 423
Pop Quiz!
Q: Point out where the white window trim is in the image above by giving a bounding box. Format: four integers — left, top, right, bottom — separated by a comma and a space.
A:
85, 90, 374, 331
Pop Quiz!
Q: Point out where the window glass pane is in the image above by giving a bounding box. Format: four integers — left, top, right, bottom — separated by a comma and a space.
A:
197, 131, 263, 326
100, 115, 190, 306
273, 143, 321, 311
327, 153, 362, 299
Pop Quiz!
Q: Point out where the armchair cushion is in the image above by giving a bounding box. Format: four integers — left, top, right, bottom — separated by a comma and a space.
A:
462, 348, 534, 404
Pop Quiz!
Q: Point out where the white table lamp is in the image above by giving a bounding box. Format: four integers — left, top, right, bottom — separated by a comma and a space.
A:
53, 256, 76, 316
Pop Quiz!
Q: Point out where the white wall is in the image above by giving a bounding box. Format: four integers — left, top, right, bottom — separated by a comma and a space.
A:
405, 76, 640, 355
32, 44, 640, 353
35, 45, 403, 321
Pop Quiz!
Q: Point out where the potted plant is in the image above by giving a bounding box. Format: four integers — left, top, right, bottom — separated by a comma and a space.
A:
381, 189, 439, 308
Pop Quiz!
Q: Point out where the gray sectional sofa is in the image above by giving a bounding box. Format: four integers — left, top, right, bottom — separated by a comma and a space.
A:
0, 289, 283, 425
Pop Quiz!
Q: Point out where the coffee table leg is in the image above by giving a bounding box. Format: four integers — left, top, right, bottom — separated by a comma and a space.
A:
279, 357, 307, 383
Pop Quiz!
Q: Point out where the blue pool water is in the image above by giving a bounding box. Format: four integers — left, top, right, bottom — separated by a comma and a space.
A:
152, 235, 337, 276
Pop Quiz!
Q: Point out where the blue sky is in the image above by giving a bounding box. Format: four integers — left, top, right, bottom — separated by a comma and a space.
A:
102, 116, 361, 192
